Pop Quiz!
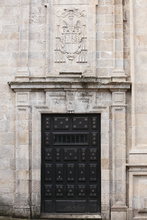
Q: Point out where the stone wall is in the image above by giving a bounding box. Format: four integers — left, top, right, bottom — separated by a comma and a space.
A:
128, 0, 147, 219
1, 0, 147, 220
0, 0, 18, 216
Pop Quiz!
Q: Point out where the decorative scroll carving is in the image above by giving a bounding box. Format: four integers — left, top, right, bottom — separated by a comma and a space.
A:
55, 8, 87, 64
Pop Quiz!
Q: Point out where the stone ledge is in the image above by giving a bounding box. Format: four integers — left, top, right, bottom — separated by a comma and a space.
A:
0, 216, 102, 220
126, 164, 147, 167
8, 77, 131, 92
41, 213, 102, 219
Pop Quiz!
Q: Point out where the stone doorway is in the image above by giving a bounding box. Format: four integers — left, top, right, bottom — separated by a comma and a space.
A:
41, 114, 101, 213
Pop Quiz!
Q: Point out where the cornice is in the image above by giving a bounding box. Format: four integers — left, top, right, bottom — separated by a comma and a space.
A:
9, 77, 131, 92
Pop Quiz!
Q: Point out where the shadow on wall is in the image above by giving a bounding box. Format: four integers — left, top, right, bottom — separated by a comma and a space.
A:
0, 196, 13, 217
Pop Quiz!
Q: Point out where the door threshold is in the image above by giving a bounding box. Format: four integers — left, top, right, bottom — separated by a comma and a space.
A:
41, 213, 102, 219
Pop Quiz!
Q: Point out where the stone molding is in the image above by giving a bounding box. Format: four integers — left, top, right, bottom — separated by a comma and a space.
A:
111, 91, 128, 220
12, 84, 113, 218
30, 104, 110, 218
9, 77, 131, 91
41, 214, 102, 219
14, 93, 31, 217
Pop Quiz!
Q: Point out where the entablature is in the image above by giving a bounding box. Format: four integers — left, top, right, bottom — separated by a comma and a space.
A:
9, 76, 131, 92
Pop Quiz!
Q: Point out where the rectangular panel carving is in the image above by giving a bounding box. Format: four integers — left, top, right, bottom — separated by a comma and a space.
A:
78, 164, 86, 182
67, 185, 75, 198
44, 132, 50, 145
80, 148, 87, 161
91, 117, 98, 130
54, 117, 69, 130
89, 148, 97, 161
89, 164, 97, 181
72, 117, 89, 130
91, 133, 97, 146
129, 173, 147, 219
45, 117, 51, 130
55, 148, 63, 161
47, 1, 97, 76
67, 164, 75, 182
78, 185, 86, 198
45, 185, 53, 198
56, 164, 64, 182
45, 148, 53, 161
56, 185, 65, 197
89, 185, 97, 198
45, 164, 52, 181
64, 149, 78, 161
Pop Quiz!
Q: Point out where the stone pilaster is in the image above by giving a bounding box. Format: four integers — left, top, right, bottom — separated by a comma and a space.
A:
16, 0, 30, 81
111, 91, 127, 220
113, 0, 126, 80
14, 92, 31, 217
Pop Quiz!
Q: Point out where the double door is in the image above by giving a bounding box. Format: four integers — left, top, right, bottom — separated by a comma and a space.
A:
41, 114, 101, 213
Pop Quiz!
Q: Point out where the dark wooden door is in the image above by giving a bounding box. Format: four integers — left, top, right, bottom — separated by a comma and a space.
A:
41, 114, 101, 213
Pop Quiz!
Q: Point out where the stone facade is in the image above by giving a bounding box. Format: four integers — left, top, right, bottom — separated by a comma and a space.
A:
0, 0, 147, 220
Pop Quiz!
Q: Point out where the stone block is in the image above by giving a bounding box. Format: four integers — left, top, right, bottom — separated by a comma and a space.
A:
16, 170, 29, 181
111, 211, 127, 220
16, 158, 29, 170
16, 145, 29, 159
0, 180, 14, 193
15, 180, 29, 195
97, 40, 113, 51
0, 205, 13, 216
15, 193, 29, 207
101, 159, 109, 169
0, 170, 13, 180
17, 129, 29, 145
32, 180, 40, 193
31, 205, 40, 218
0, 158, 13, 170
0, 193, 14, 206
13, 208, 30, 218
31, 193, 40, 207
0, 145, 14, 160
32, 169, 40, 181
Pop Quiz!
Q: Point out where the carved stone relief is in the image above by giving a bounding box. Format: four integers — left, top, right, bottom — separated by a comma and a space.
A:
46, 90, 95, 113
66, 91, 75, 112
46, 91, 66, 112
55, 8, 87, 64
46, 0, 97, 76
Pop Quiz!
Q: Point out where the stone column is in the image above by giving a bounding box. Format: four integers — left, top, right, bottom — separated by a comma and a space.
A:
14, 92, 31, 217
16, 0, 30, 81
113, 0, 126, 80
111, 91, 127, 220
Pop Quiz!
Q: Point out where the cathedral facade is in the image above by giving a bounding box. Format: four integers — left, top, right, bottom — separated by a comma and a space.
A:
0, 0, 146, 220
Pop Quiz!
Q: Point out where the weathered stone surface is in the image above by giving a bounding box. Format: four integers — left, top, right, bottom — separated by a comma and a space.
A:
0, 0, 147, 219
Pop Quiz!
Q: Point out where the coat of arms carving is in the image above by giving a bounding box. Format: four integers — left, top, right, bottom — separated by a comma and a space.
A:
55, 8, 87, 63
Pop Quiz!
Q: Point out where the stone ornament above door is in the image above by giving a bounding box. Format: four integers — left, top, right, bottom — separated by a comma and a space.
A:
44, 0, 98, 76
55, 8, 87, 64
